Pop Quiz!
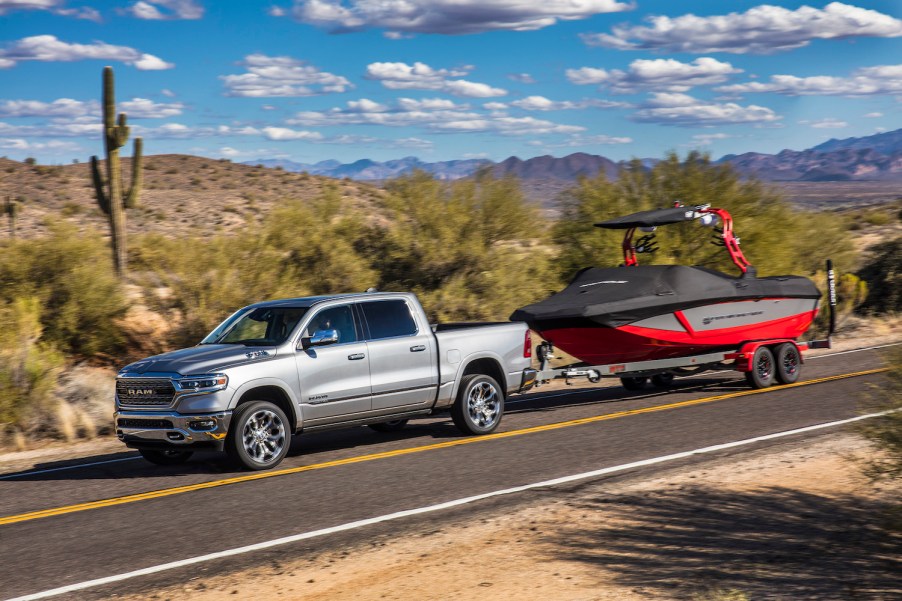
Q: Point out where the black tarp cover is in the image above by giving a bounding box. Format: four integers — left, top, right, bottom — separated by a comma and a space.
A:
510, 265, 821, 328
595, 207, 702, 229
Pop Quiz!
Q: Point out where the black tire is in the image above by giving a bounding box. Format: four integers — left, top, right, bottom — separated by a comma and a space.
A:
651, 373, 675, 388
620, 376, 648, 391
744, 346, 776, 389
775, 343, 802, 384
226, 401, 291, 470
368, 419, 409, 433
139, 448, 193, 466
451, 374, 504, 435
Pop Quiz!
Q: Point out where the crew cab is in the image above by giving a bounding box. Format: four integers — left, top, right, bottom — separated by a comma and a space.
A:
115, 292, 537, 470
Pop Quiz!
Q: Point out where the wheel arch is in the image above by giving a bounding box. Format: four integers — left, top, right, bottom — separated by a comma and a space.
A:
231, 380, 298, 431
454, 354, 506, 401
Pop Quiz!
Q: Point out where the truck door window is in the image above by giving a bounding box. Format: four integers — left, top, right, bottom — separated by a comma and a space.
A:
360, 300, 418, 340
306, 305, 358, 344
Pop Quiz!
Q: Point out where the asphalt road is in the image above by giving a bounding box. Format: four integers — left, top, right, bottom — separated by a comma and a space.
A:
0, 346, 893, 600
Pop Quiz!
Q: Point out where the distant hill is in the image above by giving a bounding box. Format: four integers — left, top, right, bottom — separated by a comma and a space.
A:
247, 127, 902, 184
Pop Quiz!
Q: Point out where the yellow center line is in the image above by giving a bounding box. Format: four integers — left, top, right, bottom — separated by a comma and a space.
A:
0, 367, 887, 527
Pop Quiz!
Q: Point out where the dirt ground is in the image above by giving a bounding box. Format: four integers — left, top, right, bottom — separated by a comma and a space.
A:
126, 432, 900, 601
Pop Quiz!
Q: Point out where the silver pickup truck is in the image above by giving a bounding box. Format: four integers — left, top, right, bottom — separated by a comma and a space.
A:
115, 292, 537, 470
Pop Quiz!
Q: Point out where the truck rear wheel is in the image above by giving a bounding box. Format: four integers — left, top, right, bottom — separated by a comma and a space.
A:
226, 401, 291, 470
139, 449, 193, 466
620, 376, 647, 391
452, 374, 503, 435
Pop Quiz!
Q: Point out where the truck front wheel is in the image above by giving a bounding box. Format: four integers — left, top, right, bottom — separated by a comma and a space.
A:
226, 401, 291, 470
452, 374, 503, 435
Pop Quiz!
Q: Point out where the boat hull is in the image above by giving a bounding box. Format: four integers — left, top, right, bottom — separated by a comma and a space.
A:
532, 298, 819, 365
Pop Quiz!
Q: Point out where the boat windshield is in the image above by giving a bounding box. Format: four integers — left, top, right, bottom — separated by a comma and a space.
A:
200, 307, 309, 346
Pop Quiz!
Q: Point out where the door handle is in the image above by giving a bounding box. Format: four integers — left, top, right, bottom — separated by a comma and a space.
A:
348, 353, 366, 360
410, 345, 426, 352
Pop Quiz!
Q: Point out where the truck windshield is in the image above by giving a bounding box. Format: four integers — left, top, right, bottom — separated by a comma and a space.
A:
200, 307, 309, 346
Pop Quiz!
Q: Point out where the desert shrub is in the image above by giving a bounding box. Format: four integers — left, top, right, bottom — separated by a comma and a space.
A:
554, 152, 854, 280
857, 237, 902, 314
0, 297, 65, 432
0, 222, 126, 357
131, 186, 376, 347
367, 170, 554, 321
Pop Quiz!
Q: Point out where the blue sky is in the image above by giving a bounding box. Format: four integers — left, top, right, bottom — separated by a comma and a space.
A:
1, 0, 901, 165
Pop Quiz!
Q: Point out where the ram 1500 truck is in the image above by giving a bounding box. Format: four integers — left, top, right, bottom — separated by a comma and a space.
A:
115, 292, 537, 470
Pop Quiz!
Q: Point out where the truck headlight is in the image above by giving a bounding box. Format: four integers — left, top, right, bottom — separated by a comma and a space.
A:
176, 374, 228, 394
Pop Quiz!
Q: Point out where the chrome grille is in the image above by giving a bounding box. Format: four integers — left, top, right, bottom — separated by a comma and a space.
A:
116, 378, 175, 407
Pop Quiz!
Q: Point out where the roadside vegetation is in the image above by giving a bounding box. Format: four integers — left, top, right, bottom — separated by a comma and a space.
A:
0, 153, 898, 446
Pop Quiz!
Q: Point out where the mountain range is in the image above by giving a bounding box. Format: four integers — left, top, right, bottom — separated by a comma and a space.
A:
246, 128, 902, 183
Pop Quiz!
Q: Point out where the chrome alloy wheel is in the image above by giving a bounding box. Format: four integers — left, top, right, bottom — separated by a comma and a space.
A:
241, 408, 286, 464
782, 347, 799, 377
466, 381, 500, 429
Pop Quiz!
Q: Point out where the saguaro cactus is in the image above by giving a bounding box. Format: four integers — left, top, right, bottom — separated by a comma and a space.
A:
4, 195, 19, 238
91, 66, 143, 277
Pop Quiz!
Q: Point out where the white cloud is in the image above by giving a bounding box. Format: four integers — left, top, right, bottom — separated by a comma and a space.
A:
567, 57, 742, 93
717, 64, 902, 97
0, 1, 101, 20
0, 120, 101, 137
268, 6, 286, 17
261, 126, 324, 141
583, 2, 902, 54
161, 88, 176, 98
221, 53, 353, 97
124, 0, 203, 20
0, 137, 82, 152
807, 118, 848, 129
691, 132, 733, 145
0, 97, 183, 119
0, 35, 173, 69
365, 61, 506, 98
508, 73, 536, 84
285, 0, 635, 35
633, 93, 781, 127
864, 112, 883, 118
288, 97, 583, 136
530, 133, 633, 148
507, 95, 630, 110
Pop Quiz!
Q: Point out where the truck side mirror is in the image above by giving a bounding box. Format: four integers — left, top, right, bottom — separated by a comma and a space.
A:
301, 329, 339, 349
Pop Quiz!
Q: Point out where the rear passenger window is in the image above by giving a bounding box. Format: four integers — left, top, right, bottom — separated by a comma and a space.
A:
360, 300, 418, 340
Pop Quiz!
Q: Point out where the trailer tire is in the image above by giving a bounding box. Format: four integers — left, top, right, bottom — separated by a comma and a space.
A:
368, 419, 408, 433
620, 376, 647, 391
775, 343, 802, 384
744, 346, 776, 389
452, 374, 503, 435
226, 400, 291, 470
139, 449, 193, 466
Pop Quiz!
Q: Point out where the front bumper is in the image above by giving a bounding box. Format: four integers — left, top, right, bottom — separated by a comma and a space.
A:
114, 410, 233, 451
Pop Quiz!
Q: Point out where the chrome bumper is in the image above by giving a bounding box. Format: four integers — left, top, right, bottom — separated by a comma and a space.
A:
115, 410, 233, 449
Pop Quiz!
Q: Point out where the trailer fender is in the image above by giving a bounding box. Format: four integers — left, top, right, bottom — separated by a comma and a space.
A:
734, 340, 800, 372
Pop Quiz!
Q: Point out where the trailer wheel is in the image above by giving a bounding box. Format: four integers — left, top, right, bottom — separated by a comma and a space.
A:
226, 400, 291, 470
368, 419, 408, 433
452, 374, 503, 435
139, 449, 193, 466
775, 343, 801, 384
620, 376, 647, 391
651, 373, 675, 388
744, 346, 776, 389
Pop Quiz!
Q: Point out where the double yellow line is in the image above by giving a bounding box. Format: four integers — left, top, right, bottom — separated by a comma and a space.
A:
0, 367, 887, 527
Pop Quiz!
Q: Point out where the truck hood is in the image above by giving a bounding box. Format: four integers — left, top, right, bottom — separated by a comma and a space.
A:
119, 344, 279, 376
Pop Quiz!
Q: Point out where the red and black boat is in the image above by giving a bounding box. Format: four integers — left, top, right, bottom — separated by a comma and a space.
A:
511, 204, 822, 368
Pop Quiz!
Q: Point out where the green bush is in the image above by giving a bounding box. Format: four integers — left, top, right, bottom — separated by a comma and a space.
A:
554, 152, 854, 280
857, 237, 902, 314
367, 170, 554, 322
0, 297, 64, 432
858, 346, 902, 481
0, 222, 126, 357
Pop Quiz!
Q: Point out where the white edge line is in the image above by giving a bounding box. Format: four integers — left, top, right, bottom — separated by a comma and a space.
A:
0, 457, 140, 480
6, 409, 896, 601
